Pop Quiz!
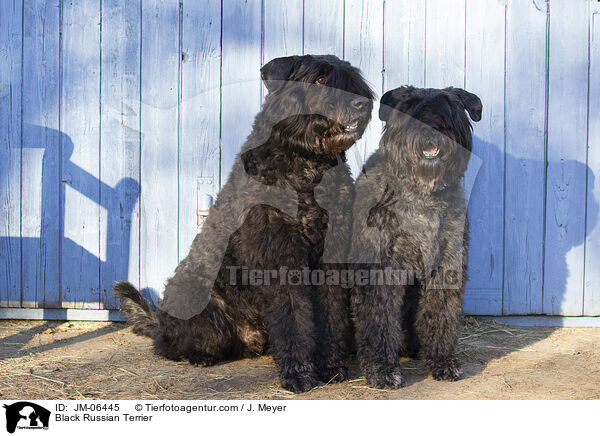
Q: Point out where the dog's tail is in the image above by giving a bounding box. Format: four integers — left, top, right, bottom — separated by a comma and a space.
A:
113, 281, 159, 338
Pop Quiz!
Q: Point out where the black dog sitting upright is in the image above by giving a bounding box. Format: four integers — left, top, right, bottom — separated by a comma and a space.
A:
350, 86, 482, 388
114, 55, 373, 393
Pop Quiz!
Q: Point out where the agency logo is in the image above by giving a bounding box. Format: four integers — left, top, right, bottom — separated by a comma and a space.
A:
2, 402, 50, 433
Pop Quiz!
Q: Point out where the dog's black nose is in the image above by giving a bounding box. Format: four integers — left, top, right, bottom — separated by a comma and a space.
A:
351, 96, 370, 110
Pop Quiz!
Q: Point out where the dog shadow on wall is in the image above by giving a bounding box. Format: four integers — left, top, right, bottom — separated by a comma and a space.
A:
466, 136, 598, 317
0, 124, 139, 312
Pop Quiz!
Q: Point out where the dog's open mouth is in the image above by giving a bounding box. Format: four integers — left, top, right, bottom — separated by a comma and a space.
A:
344, 121, 359, 133
421, 143, 440, 158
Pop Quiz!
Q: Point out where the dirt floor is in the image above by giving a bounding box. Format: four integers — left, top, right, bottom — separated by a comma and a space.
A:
0, 317, 598, 400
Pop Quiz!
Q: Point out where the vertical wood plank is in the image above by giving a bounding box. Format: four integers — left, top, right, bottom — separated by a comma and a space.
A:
543, 0, 589, 315
263, 0, 303, 61
21, 0, 61, 308
262, 0, 303, 101
60, 0, 101, 309
584, 0, 600, 316
220, 0, 262, 184
303, 0, 343, 57
344, 0, 383, 176
383, 0, 426, 90
140, 0, 180, 301
0, 0, 22, 307
100, 0, 141, 308
425, 0, 466, 88
503, 0, 547, 314
179, 1, 220, 260
462, 0, 505, 315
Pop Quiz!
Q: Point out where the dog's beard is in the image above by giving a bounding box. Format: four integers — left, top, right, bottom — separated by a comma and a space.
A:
274, 114, 365, 157
396, 126, 470, 184
321, 122, 366, 156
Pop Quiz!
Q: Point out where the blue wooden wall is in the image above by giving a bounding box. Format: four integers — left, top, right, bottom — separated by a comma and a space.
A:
0, 0, 599, 317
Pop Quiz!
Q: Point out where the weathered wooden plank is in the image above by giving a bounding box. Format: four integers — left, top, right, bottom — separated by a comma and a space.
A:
584, 0, 600, 316
503, 0, 547, 314
60, 0, 102, 309
0, 0, 22, 308
0, 307, 125, 322
262, 0, 303, 104
179, 1, 220, 261
220, 0, 262, 184
543, 0, 589, 315
462, 0, 505, 315
383, 0, 426, 89
100, 0, 141, 309
425, 0, 465, 88
303, 0, 343, 57
21, 0, 61, 309
263, 0, 303, 61
482, 315, 600, 328
139, 0, 180, 301
344, 0, 384, 177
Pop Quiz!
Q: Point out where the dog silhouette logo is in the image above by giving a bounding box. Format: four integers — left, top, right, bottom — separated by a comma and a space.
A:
2, 402, 50, 433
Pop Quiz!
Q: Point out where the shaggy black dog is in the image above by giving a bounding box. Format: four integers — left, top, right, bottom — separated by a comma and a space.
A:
350, 86, 482, 388
114, 55, 374, 393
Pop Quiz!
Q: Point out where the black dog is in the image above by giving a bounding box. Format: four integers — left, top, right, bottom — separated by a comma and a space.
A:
114, 55, 373, 393
350, 86, 482, 388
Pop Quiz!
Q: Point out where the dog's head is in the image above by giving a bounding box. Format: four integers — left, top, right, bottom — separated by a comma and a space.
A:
378, 86, 482, 185
260, 55, 374, 156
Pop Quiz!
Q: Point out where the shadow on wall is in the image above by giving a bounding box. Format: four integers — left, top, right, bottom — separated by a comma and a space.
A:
465, 135, 598, 316
0, 124, 140, 310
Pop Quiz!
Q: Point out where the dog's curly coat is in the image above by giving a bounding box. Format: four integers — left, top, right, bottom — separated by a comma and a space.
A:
350, 86, 482, 388
114, 55, 374, 393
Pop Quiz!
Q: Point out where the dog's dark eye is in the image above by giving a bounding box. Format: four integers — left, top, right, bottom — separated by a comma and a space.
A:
315, 75, 327, 85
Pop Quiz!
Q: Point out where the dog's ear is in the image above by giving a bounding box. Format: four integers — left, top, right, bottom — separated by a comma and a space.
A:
261, 56, 302, 94
446, 87, 482, 122
241, 146, 277, 185
379, 86, 415, 122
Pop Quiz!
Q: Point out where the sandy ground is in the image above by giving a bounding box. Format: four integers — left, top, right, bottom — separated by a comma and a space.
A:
0, 317, 598, 400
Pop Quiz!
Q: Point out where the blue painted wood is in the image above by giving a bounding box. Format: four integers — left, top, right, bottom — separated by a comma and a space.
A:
0, 307, 126, 322
483, 315, 600, 328
0, 0, 598, 318
344, 0, 384, 177
544, 0, 590, 315
503, 0, 547, 315
100, 0, 141, 309
139, 0, 180, 303
262, 0, 303, 108
263, 0, 303, 62
462, 0, 505, 315
303, 0, 344, 57
425, 0, 465, 88
585, 0, 600, 316
60, 0, 102, 309
220, 0, 262, 185
0, 0, 22, 308
179, 1, 221, 260
383, 0, 426, 90
21, 0, 61, 309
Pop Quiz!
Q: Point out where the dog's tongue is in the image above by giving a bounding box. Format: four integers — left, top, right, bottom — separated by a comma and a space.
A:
422, 143, 439, 158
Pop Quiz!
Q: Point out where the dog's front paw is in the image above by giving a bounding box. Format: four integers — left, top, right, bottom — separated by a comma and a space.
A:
365, 366, 406, 389
280, 372, 321, 393
429, 358, 462, 381
319, 365, 348, 384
